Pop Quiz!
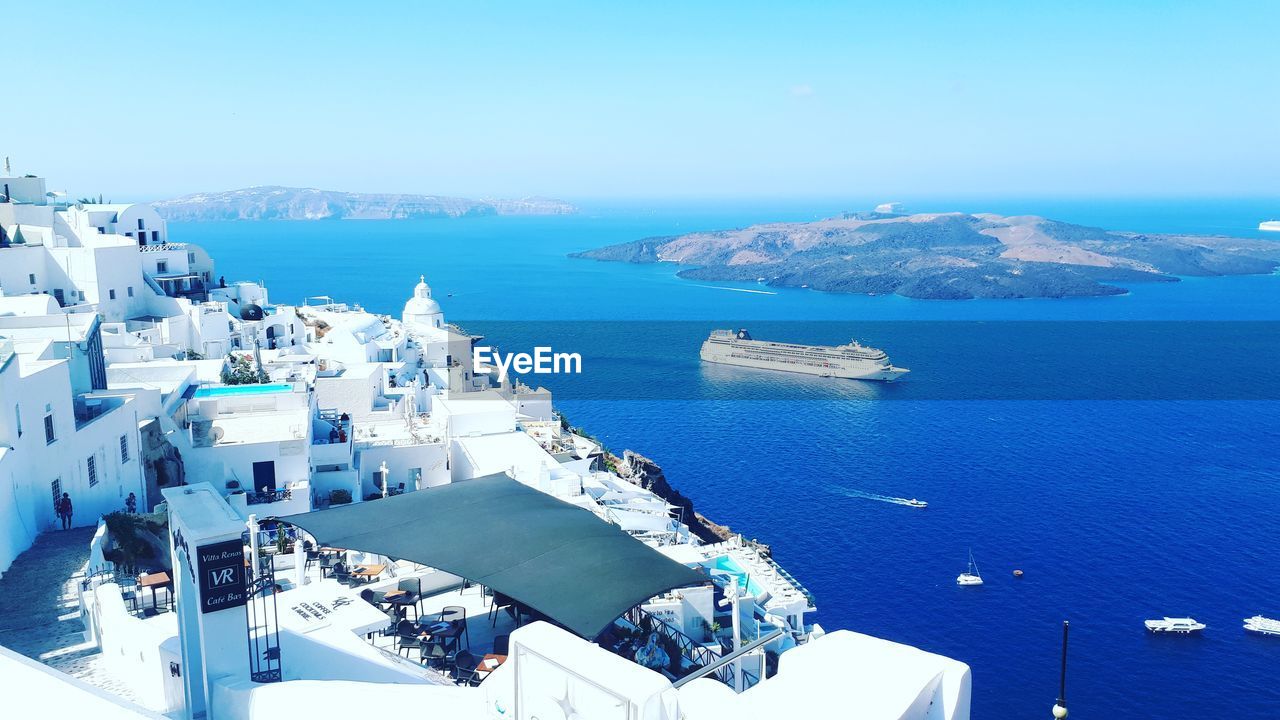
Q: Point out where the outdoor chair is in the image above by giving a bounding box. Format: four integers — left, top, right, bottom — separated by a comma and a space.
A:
118, 577, 140, 613
451, 650, 482, 686
360, 588, 389, 609
373, 608, 400, 643
395, 619, 424, 659
420, 637, 450, 670
489, 591, 516, 627
492, 634, 510, 656
441, 605, 469, 651
394, 577, 423, 617
331, 564, 353, 586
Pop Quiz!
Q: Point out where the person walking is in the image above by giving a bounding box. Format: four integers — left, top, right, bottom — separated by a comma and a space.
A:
57, 492, 73, 529
125, 492, 137, 513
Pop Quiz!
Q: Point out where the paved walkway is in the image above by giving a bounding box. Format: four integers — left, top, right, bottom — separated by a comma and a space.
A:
0, 528, 142, 703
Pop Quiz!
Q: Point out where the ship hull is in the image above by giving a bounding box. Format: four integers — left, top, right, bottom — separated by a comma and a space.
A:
701, 343, 909, 382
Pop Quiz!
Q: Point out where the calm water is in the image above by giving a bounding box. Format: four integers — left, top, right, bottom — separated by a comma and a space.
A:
176, 198, 1280, 718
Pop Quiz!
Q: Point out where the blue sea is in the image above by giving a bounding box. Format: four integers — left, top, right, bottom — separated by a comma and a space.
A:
176, 197, 1280, 718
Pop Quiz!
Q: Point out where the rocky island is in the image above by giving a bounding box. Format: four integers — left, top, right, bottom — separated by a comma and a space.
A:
572, 211, 1280, 299
153, 185, 577, 221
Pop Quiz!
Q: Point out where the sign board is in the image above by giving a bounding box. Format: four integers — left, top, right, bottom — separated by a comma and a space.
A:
196, 539, 246, 614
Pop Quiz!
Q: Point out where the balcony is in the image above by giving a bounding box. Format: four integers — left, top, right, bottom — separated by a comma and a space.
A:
138, 242, 187, 253
226, 480, 311, 518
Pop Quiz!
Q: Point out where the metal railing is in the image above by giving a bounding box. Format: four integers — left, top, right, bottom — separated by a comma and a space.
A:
620, 606, 734, 687
246, 488, 293, 505
673, 628, 783, 689
762, 555, 817, 609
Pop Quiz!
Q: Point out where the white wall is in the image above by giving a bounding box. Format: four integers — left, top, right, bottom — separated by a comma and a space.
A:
0, 354, 143, 573
355, 440, 448, 495
92, 583, 179, 713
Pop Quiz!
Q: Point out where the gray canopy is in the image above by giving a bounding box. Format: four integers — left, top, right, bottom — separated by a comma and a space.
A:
278, 473, 706, 639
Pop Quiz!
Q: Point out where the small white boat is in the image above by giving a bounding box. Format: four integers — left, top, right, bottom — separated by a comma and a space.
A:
956, 550, 983, 586
903, 498, 927, 508
1243, 615, 1280, 637
1144, 617, 1206, 634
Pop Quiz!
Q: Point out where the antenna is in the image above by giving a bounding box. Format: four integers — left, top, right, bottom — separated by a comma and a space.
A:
1052, 620, 1069, 718
4, 156, 10, 175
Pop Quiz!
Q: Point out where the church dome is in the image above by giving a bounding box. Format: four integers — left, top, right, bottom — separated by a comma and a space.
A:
402, 275, 442, 324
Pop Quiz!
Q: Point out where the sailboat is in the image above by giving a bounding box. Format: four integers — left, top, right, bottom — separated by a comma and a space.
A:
957, 549, 984, 586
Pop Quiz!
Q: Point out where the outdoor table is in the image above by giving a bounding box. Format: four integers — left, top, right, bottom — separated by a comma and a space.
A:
417, 620, 464, 654
385, 589, 418, 618
138, 572, 172, 611
350, 564, 386, 583
473, 653, 507, 681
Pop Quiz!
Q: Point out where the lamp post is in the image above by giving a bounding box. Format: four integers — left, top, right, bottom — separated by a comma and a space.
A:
1053, 621, 1069, 719
247, 513, 260, 575
380, 461, 389, 499
717, 582, 743, 692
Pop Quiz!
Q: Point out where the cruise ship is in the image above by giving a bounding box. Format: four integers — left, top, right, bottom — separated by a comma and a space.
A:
701, 329, 909, 381
1259, 220, 1280, 232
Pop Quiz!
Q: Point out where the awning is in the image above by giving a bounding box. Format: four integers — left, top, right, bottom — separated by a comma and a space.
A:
277, 473, 707, 639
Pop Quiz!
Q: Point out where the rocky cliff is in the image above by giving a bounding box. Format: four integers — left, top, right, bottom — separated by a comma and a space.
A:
614, 449, 770, 555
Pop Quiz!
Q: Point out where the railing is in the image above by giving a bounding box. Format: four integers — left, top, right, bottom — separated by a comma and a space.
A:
246, 488, 293, 505
673, 628, 783, 689
620, 606, 733, 687
138, 242, 187, 253
761, 555, 817, 609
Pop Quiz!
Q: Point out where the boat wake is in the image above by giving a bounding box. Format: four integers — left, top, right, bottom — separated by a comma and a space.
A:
831, 486, 927, 508
691, 284, 778, 295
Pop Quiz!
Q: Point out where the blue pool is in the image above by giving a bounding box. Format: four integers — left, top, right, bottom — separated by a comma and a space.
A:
708, 555, 768, 598
193, 383, 294, 399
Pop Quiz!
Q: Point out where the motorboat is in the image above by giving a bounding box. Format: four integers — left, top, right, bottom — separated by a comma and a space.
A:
903, 498, 927, 508
1144, 617, 1206, 634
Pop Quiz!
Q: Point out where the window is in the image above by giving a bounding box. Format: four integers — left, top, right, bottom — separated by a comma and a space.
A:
188, 252, 195, 264
87, 455, 97, 487
127, 286, 134, 297
28, 273, 35, 284
157, 261, 168, 273
125, 232, 133, 238
137, 218, 145, 230
78, 291, 85, 301
44, 414, 55, 444
51, 479, 61, 507
120, 435, 130, 462
108, 289, 116, 300
152, 231, 159, 243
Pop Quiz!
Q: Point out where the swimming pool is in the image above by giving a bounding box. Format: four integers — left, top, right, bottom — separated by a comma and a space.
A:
707, 555, 768, 598
193, 383, 294, 398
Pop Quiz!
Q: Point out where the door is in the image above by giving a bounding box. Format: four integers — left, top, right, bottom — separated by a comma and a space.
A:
252, 461, 276, 493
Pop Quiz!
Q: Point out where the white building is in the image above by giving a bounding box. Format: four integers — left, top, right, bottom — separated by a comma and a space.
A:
0, 332, 146, 574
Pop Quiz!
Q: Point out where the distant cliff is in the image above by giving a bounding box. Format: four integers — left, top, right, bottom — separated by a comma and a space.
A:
572, 211, 1280, 300
152, 186, 577, 221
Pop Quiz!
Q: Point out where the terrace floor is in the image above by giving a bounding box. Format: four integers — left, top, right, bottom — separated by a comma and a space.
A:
296, 558, 522, 682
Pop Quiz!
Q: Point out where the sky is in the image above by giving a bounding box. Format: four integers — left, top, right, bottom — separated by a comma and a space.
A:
5, 1, 1278, 201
